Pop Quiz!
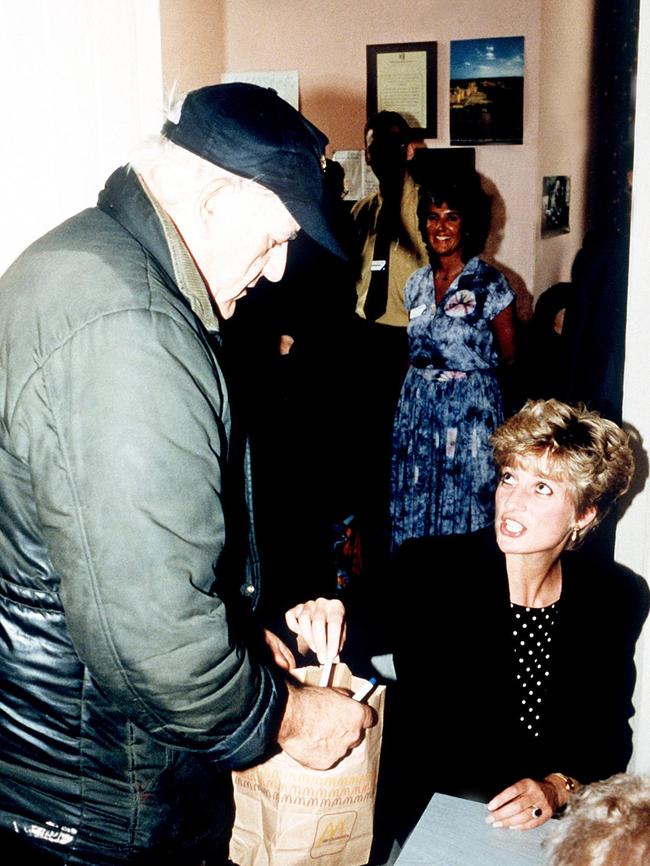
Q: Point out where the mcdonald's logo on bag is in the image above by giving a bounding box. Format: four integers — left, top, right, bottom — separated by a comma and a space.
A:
311, 811, 357, 857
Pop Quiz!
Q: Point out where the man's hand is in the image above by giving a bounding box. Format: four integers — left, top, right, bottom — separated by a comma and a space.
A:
278, 681, 375, 770
285, 598, 346, 663
263, 629, 296, 671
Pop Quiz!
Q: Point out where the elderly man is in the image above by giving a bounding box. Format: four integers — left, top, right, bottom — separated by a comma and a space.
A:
0, 84, 372, 866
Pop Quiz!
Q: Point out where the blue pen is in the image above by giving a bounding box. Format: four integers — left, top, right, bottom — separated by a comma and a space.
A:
352, 677, 377, 703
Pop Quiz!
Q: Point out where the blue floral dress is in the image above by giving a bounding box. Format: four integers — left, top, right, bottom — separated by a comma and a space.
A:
390, 257, 514, 548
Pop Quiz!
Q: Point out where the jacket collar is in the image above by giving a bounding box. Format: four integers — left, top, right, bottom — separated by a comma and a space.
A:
97, 166, 220, 334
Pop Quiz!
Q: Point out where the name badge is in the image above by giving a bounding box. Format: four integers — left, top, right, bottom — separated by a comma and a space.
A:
371, 260, 386, 272
409, 304, 426, 320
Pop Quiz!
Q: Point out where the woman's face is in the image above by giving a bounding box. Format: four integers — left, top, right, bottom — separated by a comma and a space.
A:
494, 455, 595, 558
426, 202, 463, 258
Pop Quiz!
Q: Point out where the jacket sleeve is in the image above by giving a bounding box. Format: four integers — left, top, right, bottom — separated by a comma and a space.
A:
13, 306, 286, 769
553, 560, 650, 783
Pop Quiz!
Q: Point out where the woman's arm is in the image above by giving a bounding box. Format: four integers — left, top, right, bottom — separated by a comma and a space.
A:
264, 598, 347, 669
285, 598, 347, 663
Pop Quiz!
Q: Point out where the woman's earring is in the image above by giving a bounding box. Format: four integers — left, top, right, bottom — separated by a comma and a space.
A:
571, 525, 579, 543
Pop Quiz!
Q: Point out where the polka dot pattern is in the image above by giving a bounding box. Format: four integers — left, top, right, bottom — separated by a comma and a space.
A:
511, 601, 559, 739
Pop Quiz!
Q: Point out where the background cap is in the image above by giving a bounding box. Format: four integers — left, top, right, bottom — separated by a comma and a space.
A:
162, 83, 345, 258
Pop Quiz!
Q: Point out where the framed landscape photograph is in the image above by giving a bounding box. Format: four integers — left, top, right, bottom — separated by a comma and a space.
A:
367, 41, 437, 137
450, 36, 524, 145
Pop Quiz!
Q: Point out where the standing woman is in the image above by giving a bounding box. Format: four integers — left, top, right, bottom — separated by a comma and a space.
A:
391, 176, 516, 548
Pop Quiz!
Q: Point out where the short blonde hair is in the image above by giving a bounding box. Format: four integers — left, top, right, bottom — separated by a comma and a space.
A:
491, 399, 634, 547
545, 773, 650, 866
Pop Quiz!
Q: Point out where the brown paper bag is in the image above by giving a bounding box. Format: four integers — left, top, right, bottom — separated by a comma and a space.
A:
229, 664, 385, 866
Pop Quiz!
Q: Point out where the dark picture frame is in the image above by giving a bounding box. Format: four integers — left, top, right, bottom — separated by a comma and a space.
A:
541, 175, 571, 237
367, 41, 437, 137
449, 36, 524, 145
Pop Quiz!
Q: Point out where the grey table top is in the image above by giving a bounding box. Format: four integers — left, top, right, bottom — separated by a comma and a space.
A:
394, 793, 553, 865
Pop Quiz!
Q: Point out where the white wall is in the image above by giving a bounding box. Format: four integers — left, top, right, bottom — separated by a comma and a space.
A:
616, 0, 650, 773
0, 0, 164, 276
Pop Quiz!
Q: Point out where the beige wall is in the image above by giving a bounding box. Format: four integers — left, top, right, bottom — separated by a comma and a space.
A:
160, 0, 225, 97
221, 0, 541, 310
157, 0, 594, 308
536, 0, 595, 293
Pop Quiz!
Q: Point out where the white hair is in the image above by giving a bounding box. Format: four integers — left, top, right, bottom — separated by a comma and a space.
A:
545, 773, 650, 866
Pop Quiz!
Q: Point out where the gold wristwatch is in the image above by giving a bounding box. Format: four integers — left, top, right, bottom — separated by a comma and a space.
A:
546, 772, 578, 818
549, 772, 577, 793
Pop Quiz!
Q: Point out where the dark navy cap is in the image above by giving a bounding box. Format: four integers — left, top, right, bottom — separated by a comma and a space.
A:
162, 83, 344, 258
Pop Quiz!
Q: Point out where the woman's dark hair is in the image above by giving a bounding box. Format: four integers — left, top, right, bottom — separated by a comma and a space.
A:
417, 174, 491, 266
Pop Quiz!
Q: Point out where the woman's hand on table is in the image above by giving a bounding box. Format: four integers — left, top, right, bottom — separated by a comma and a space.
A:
285, 598, 347, 664
486, 776, 563, 830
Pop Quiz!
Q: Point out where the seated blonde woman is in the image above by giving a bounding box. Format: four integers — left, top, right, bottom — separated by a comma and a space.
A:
390, 399, 649, 835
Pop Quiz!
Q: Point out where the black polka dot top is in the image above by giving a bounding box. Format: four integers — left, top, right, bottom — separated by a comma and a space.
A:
510, 601, 559, 739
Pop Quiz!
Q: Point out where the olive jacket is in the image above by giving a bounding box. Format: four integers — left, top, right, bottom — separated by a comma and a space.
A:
0, 167, 286, 864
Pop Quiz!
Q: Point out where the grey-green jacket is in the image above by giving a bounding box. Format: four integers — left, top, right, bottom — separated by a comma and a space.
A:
0, 167, 286, 864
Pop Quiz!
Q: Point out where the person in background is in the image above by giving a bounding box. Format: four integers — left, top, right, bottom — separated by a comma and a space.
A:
224, 157, 359, 632
352, 110, 428, 333
545, 773, 650, 866
0, 83, 372, 866
350, 112, 429, 572
390, 174, 516, 548
390, 399, 648, 838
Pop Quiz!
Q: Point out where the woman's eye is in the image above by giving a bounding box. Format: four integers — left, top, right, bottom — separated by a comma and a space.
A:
446, 212, 460, 222
536, 482, 552, 495
500, 472, 515, 486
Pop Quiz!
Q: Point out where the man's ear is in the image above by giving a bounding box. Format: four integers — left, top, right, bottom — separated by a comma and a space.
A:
201, 175, 238, 221
405, 142, 416, 161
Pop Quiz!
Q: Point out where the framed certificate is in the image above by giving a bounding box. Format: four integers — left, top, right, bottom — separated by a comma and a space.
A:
366, 41, 437, 137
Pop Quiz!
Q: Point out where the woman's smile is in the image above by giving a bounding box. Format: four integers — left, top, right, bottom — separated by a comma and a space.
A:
426, 202, 463, 257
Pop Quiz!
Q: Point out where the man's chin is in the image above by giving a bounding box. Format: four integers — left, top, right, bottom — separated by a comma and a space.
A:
216, 299, 236, 319
216, 289, 249, 319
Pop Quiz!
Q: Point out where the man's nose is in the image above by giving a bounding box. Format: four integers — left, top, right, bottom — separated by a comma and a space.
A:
263, 243, 289, 283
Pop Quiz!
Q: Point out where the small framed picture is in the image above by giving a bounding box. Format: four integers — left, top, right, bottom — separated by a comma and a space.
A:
542, 176, 571, 236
